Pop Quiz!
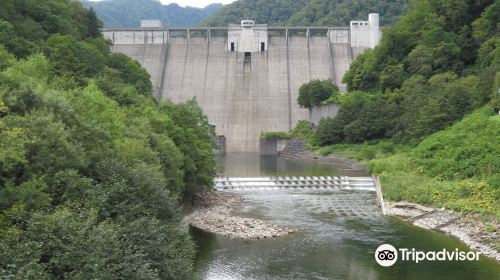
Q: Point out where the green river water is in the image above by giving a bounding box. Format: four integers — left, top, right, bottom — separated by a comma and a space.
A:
192, 153, 500, 280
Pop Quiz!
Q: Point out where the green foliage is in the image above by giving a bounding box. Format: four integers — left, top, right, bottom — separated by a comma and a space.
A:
204, 0, 407, 27
160, 100, 216, 196
316, 0, 499, 147
316, 140, 406, 159
260, 131, 291, 139
0, 0, 103, 58
288, 0, 408, 26
43, 34, 106, 84
106, 53, 152, 95
84, 8, 102, 38
492, 72, 500, 110
0, 53, 209, 279
380, 171, 499, 216
289, 120, 315, 142
316, 106, 500, 217
203, 0, 308, 26
392, 72, 483, 142
344, 0, 497, 92
314, 92, 399, 145
412, 107, 499, 180
472, 0, 500, 45
0, 45, 15, 71
0, 1, 215, 277
342, 49, 380, 91
81, 0, 223, 27
298, 79, 339, 109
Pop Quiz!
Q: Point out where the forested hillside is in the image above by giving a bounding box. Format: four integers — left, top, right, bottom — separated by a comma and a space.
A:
0, 0, 214, 278
297, 0, 499, 217
318, 0, 499, 145
81, 0, 222, 27
287, 0, 408, 26
202, 0, 309, 26
202, 0, 408, 26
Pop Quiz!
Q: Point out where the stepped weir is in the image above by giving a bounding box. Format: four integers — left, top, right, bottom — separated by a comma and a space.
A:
214, 176, 375, 191
214, 176, 385, 218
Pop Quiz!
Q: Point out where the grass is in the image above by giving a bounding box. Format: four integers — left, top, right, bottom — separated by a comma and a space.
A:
484, 224, 496, 233
260, 131, 291, 139
316, 140, 410, 160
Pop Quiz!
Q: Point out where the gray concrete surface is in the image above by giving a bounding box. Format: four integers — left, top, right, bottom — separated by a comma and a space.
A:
309, 103, 340, 126
108, 31, 368, 152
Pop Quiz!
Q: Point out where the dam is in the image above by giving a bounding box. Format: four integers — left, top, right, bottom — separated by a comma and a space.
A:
102, 14, 380, 152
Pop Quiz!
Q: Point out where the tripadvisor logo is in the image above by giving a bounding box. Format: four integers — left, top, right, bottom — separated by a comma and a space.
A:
374, 244, 480, 267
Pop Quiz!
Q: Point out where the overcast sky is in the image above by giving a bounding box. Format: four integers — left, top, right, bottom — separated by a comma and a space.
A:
161, 0, 236, 7
89, 0, 236, 8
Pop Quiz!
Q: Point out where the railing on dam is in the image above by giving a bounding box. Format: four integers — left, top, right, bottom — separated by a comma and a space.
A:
101, 26, 352, 45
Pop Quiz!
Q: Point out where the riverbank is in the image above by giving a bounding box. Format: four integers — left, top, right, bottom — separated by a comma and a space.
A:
184, 192, 295, 240
285, 142, 500, 263
385, 201, 500, 262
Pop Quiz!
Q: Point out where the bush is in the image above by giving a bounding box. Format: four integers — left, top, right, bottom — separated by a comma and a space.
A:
380, 172, 499, 216
297, 79, 339, 109
313, 92, 400, 145
260, 131, 290, 139
289, 120, 313, 137
412, 107, 499, 180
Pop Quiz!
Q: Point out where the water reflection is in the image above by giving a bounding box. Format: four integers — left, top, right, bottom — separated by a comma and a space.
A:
218, 153, 344, 177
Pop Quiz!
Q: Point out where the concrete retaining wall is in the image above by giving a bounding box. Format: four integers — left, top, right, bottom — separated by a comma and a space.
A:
216, 135, 226, 155
309, 103, 340, 126
259, 138, 289, 155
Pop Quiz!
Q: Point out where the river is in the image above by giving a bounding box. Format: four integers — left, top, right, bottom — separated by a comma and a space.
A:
192, 153, 500, 280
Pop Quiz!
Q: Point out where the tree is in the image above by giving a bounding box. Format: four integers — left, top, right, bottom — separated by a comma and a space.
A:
298, 79, 339, 109
0, 45, 15, 70
317, 0, 499, 147
0, 1, 215, 276
84, 8, 102, 38
106, 53, 152, 95
43, 35, 105, 83
203, 0, 408, 27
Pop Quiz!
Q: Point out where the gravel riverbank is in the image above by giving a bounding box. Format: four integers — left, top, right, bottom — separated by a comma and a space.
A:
184, 192, 295, 240
385, 201, 500, 262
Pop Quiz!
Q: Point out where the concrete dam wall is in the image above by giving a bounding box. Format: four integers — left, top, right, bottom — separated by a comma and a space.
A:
104, 17, 379, 152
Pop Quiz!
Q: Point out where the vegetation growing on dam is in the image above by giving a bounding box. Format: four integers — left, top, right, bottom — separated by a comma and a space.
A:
0, 0, 214, 278
300, 0, 500, 217
260, 131, 291, 140
203, 0, 408, 27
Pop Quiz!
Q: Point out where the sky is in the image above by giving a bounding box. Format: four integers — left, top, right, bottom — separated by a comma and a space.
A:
88, 0, 236, 8
160, 0, 236, 7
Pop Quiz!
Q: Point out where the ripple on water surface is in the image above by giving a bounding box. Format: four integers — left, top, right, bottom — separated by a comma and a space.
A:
193, 154, 500, 279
